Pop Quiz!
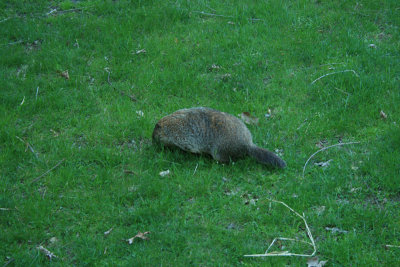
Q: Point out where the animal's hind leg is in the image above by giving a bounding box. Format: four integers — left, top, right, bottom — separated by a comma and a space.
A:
211, 147, 231, 163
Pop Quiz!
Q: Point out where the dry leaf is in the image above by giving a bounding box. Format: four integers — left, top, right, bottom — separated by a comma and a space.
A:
49, 237, 58, 244
226, 223, 238, 230
136, 110, 144, 117
60, 70, 69, 80
210, 64, 221, 70
104, 227, 113, 236
128, 94, 137, 101
314, 159, 332, 167
316, 139, 328, 148
349, 187, 361, 193
135, 49, 146, 55
159, 170, 170, 177
50, 129, 59, 137
37, 246, 57, 260
313, 205, 326, 216
238, 112, 259, 125
221, 73, 231, 81
265, 108, 272, 118
368, 44, 377, 49
127, 231, 150, 244
307, 257, 328, 267
227, 21, 235, 25
380, 110, 387, 119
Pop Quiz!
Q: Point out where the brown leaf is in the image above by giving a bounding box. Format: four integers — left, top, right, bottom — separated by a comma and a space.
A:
314, 159, 333, 167
265, 108, 272, 118
239, 112, 259, 125
60, 70, 69, 80
380, 110, 387, 119
210, 64, 221, 70
135, 49, 146, 55
127, 231, 150, 244
159, 170, 170, 177
221, 73, 231, 81
104, 227, 113, 236
50, 129, 59, 137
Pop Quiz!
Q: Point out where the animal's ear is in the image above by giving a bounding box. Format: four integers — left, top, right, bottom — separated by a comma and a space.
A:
154, 123, 161, 131
152, 123, 161, 142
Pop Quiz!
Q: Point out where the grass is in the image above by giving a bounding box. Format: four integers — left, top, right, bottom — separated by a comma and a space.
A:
1, 0, 399, 265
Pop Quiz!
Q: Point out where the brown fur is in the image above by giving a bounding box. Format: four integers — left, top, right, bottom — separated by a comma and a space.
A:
152, 107, 286, 168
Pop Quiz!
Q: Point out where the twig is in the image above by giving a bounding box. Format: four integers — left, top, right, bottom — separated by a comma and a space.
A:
192, 10, 233, 18
311, 70, 359, 84
244, 199, 316, 258
37, 245, 57, 260
0, 208, 11, 211
302, 142, 360, 177
15, 136, 39, 159
105, 68, 137, 102
31, 159, 65, 183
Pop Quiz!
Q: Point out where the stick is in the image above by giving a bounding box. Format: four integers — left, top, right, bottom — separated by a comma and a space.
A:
302, 142, 360, 177
105, 68, 137, 102
37, 245, 57, 260
386, 245, 400, 248
15, 136, 39, 159
47, 7, 84, 16
193, 164, 198, 175
244, 199, 316, 258
31, 159, 65, 183
192, 10, 233, 18
311, 70, 359, 84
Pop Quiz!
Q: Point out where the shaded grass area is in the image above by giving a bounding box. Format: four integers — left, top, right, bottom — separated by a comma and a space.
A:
1, 0, 399, 265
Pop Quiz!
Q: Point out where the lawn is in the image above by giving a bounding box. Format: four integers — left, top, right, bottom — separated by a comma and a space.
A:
1, 0, 399, 266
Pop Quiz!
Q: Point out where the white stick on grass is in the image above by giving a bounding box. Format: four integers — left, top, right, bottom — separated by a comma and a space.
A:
386, 245, 400, 248
37, 245, 57, 260
192, 11, 234, 18
302, 142, 360, 177
244, 199, 316, 258
311, 70, 359, 84
193, 163, 198, 175
35, 86, 39, 100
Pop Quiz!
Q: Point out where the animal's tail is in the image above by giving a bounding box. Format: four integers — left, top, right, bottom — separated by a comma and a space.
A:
247, 145, 286, 169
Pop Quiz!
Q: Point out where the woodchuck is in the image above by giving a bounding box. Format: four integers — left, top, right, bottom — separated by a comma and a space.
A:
152, 107, 286, 168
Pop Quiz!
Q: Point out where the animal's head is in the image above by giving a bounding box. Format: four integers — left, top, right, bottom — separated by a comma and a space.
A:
152, 115, 183, 146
